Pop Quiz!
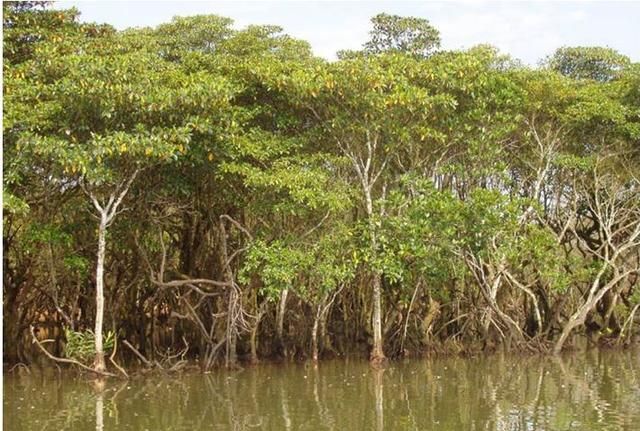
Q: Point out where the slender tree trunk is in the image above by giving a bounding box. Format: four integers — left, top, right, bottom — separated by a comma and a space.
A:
277, 289, 288, 355
312, 304, 322, 362
84, 169, 140, 374
364, 185, 385, 362
94, 217, 107, 373
250, 324, 259, 364
249, 303, 265, 364
218, 218, 240, 368
371, 272, 385, 361
225, 285, 240, 368
226, 311, 238, 367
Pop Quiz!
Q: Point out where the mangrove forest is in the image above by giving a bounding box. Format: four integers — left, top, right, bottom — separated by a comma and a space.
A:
3, 2, 640, 376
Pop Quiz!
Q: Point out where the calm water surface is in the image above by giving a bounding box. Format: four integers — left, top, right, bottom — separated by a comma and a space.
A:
4, 349, 640, 430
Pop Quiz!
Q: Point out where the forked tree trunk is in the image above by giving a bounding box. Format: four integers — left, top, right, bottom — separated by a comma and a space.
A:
553, 269, 633, 354
84, 169, 139, 374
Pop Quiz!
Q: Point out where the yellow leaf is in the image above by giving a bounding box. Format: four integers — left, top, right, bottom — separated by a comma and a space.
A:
208, 153, 214, 161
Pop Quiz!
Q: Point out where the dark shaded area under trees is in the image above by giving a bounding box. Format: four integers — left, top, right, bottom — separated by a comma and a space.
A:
3, 4, 640, 373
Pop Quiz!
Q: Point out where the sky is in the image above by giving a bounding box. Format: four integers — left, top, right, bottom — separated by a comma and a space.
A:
55, 1, 640, 65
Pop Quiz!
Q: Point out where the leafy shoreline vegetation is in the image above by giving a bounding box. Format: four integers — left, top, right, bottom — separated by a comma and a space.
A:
3, 2, 639, 375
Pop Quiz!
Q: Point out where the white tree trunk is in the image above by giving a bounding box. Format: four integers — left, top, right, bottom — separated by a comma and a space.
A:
364, 185, 385, 362
84, 169, 139, 374
337, 129, 387, 363
277, 288, 289, 353
312, 308, 320, 362
94, 217, 107, 372
371, 272, 385, 361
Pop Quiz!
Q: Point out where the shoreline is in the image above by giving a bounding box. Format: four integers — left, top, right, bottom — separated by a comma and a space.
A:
5, 341, 638, 379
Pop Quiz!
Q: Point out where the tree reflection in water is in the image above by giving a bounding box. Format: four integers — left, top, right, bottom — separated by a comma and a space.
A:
4, 349, 640, 430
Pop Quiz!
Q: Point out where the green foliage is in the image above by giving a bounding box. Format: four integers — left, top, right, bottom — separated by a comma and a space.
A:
375, 178, 462, 286
24, 223, 72, 248
2, 191, 29, 215
242, 229, 357, 303
3, 2, 114, 66
155, 15, 233, 57
64, 329, 114, 361
547, 46, 630, 82
222, 154, 352, 214
62, 255, 90, 277
553, 153, 595, 170
5, 21, 239, 194
242, 239, 311, 300
363, 13, 441, 57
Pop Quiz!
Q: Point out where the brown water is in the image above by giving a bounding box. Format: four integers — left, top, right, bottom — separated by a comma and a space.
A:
4, 349, 640, 430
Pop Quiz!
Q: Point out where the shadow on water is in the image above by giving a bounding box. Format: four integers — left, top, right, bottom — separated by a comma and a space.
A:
4, 349, 640, 430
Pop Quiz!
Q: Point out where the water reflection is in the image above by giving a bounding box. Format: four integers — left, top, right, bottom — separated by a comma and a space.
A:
367, 368, 382, 431
95, 390, 103, 431
4, 349, 640, 430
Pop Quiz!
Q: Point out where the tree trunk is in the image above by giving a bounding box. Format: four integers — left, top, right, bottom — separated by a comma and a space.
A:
225, 285, 239, 368
226, 318, 238, 368
277, 289, 288, 355
94, 218, 107, 373
312, 304, 321, 362
250, 324, 259, 364
371, 271, 385, 362
249, 303, 265, 364
364, 183, 385, 363
85, 169, 140, 374
553, 269, 632, 354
